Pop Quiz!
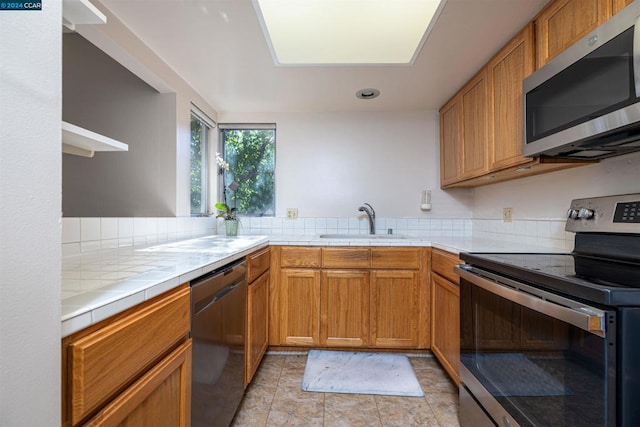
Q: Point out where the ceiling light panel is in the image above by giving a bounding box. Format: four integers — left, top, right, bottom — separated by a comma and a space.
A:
254, 0, 443, 65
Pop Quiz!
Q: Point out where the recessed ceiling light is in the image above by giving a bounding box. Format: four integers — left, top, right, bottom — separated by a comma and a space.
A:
356, 88, 380, 100
253, 0, 445, 65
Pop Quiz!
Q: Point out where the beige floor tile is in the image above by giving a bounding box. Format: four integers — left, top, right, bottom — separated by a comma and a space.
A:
232, 352, 460, 427
375, 395, 440, 427
425, 392, 460, 427
266, 387, 325, 426
323, 394, 382, 427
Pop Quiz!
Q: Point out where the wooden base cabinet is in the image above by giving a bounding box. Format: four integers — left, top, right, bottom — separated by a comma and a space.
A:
370, 270, 420, 348
62, 285, 191, 426
245, 248, 271, 385
270, 246, 429, 350
279, 268, 321, 346
321, 270, 370, 347
430, 249, 461, 384
85, 340, 192, 427
246, 271, 269, 385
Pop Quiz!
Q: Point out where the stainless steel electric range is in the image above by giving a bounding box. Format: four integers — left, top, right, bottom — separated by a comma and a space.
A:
457, 193, 640, 427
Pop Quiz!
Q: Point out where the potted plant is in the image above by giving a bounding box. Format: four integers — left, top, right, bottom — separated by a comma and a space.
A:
215, 201, 239, 237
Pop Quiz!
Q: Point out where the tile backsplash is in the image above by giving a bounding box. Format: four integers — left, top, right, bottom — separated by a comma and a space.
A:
236, 216, 472, 238
61, 215, 573, 256
472, 218, 573, 251
62, 217, 216, 257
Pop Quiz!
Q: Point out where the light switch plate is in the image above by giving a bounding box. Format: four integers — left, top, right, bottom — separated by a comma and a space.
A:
503, 207, 513, 223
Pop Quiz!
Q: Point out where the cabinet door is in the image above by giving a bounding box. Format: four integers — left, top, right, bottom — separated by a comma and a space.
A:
460, 70, 489, 179
489, 24, 535, 171
431, 273, 460, 384
440, 98, 462, 187
613, 0, 634, 14
246, 272, 269, 385
370, 270, 420, 348
279, 269, 321, 346
536, 0, 611, 68
320, 270, 370, 347
85, 340, 192, 427
65, 286, 190, 426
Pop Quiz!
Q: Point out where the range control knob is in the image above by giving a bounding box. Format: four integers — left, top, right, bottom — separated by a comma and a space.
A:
567, 208, 579, 219
578, 208, 595, 219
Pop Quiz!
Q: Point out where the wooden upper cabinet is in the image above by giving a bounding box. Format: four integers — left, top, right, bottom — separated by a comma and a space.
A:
488, 24, 535, 171
460, 69, 489, 179
613, 0, 635, 15
440, 98, 462, 187
535, 0, 612, 68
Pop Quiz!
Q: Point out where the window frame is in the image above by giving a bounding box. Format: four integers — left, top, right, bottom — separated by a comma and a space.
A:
217, 123, 276, 217
190, 106, 216, 216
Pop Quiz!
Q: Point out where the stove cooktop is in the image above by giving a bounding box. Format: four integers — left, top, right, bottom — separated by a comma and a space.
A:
459, 252, 640, 307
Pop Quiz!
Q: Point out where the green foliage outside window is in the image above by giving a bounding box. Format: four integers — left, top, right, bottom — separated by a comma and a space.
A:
221, 129, 275, 216
190, 115, 207, 215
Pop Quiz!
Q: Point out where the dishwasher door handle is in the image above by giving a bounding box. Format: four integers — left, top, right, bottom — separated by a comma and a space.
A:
193, 280, 244, 317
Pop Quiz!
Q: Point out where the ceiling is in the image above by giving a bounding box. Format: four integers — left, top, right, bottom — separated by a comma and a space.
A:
100, 0, 548, 114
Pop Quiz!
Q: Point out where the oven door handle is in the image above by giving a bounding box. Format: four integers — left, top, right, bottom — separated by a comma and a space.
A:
456, 265, 607, 337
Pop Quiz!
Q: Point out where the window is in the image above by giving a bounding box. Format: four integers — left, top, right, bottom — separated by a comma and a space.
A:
219, 124, 276, 216
190, 109, 214, 215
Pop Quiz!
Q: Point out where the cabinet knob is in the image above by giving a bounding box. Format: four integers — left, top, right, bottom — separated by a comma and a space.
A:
578, 208, 595, 219
567, 208, 579, 219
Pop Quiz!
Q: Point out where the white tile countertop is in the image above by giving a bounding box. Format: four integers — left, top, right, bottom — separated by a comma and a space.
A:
61, 233, 567, 338
61, 235, 268, 337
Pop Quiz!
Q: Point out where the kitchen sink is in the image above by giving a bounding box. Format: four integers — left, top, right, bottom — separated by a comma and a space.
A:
319, 234, 408, 240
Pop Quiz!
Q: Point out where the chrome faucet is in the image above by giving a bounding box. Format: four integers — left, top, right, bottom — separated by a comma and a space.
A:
358, 203, 376, 235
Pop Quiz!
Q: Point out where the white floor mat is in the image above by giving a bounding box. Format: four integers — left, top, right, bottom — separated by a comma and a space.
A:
301, 350, 424, 397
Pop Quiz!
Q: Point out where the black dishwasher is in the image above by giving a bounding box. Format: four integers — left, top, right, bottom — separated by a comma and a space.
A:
190, 259, 247, 427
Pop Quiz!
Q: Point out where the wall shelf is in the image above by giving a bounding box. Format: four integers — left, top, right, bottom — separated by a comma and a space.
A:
62, 121, 128, 158
62, 0, 106, 31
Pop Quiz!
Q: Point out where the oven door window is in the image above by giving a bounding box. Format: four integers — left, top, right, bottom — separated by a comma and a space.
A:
461, 282, 614, 427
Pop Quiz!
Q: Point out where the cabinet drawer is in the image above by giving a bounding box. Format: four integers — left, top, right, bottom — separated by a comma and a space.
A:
247, 247, 270, 283
85, 339, 192, 427
322, 248, 370, 268
281, 247, 321, 268
371, 248, 421, 269
67, 286, 190, 425
432, 249, 461, 284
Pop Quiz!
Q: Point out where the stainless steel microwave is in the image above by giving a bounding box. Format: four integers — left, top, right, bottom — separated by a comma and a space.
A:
523, 1, 640, 159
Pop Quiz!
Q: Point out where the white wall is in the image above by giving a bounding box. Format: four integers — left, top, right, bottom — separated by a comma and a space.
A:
63, 34, 177, 217
219, 110, 473, 219
0, 2, 62, 425
75, 0, 218, 217
473, 151, 640, 219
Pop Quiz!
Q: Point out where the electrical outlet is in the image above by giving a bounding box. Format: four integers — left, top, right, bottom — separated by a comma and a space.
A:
286, 208, 298, 220
503, 207, 514, 223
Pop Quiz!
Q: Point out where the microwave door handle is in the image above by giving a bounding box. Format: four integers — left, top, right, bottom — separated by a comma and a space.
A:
634, 15, 640, 97
456, 266, 606, 337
